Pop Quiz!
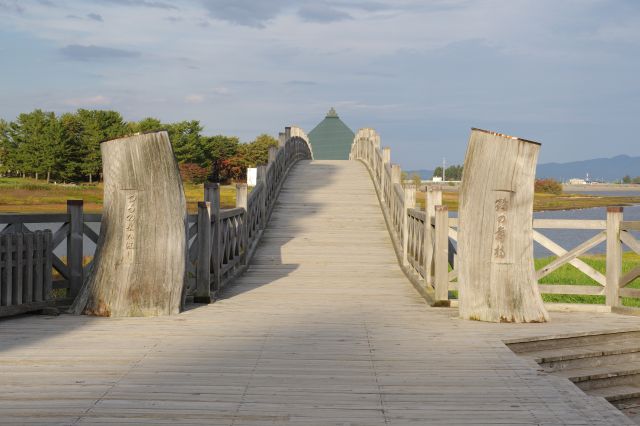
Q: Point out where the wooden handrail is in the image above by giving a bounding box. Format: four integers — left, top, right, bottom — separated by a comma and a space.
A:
350, 127, 640, 313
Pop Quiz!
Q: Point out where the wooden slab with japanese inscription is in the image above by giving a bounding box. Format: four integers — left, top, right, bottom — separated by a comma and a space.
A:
70, 131, 187, 317
458, 128, 548, 323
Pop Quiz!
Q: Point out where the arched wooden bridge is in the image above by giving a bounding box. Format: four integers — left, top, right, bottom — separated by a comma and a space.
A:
2, 127, 640, 425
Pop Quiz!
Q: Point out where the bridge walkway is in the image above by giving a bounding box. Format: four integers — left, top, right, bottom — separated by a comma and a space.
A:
0, 160, 639, 424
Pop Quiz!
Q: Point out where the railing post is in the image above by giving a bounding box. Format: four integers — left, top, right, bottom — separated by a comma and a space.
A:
434, 205, 450, 306
268, 146, 278, 165
391, 164, 401, 185
425, 186, 442, 287
257, 165, 267, 229
236, 183, 249, 265
382, 147, 390, 164
204, 183, 216, 203
205, 183, 221, 293
402, 185, 416, 266
606, 206, 623, 308
195, 201, 212, 303
379, 147, 391, 202
67, 200, 84, 298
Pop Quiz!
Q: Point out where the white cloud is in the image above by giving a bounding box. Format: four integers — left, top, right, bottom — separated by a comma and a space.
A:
62, 95, 111, 106
184, 94, 205, 103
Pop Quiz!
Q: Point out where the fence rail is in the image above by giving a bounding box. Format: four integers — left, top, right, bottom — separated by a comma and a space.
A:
351, 128, 640, 312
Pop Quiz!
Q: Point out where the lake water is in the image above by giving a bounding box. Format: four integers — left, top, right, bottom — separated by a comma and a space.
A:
443, 205, 640, 258
2, 205, 639, 259
533, 205, 640, 257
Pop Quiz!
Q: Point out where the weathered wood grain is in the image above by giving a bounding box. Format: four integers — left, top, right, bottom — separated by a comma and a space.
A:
70, 131, 187, 317
458, 128, 548, 323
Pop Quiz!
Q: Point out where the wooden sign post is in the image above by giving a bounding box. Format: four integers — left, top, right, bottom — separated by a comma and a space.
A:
70, 131, 187, 317
458, 128, 548, 323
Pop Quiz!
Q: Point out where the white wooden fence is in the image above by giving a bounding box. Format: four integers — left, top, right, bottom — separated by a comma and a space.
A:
351, 128, 640, 312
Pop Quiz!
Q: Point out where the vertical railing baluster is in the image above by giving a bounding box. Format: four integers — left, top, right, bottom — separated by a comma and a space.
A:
606, 206, 623, 308
434, 205, 450, 306
195, 201, 212, 303
67, 200, 84, 298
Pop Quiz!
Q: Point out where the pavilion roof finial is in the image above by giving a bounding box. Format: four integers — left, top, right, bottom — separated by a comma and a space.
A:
326, 107, 338, 118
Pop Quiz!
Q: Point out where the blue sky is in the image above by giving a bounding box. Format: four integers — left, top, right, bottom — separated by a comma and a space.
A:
0, 0, 639, 169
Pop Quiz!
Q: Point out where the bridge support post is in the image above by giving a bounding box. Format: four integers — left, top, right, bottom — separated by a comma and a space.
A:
606, 207, 623, 307
236, 184, 249, 265
402, 185, 416, 266
67, 200, 84, 298
424, 187, 442, 288
434, 205, 450, 305
195, 201, 212, 303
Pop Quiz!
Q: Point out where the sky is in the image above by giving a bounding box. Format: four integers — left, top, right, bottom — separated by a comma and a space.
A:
0, 0, 639, 170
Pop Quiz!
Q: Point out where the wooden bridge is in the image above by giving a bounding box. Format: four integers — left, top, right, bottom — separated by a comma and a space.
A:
2, 128, 640, 424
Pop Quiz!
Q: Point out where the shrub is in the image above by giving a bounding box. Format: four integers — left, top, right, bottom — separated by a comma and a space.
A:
179, 163, 209, 184
535, 178, 562, 195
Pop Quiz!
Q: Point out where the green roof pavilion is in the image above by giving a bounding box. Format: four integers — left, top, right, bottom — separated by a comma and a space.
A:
308, 108, 355, 160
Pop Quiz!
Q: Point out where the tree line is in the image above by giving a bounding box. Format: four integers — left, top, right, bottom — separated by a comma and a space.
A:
0, 109, 278, 184
622, 175, 640, 184
432, 165, 463, 181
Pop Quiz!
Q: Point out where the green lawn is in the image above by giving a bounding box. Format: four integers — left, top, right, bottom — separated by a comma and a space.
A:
450, 253, 640, 307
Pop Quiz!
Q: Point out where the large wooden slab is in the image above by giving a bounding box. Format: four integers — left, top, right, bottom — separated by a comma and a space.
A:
0, 160, 638, 424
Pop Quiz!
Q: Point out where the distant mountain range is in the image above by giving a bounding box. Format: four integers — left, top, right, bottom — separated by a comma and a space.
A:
407, 155, 640, 182
536, 155, 640, 182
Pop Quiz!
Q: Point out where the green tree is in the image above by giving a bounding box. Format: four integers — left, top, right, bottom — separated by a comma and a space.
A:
432, 164, 463, 181
623, 175, 632, 184
432, 166, 443, 180
166, 120, 205, 165
6, 110, 64, 181
59, 113, 87, 182
76, 109, 128, 182
130, 117, 164, 134
240, 134, 279, 167
202, 135, 240, 182
0, 119, 12, 175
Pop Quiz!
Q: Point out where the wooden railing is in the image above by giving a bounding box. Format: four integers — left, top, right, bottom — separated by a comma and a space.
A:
0, 126, 312, 315
351, 128, 640, 311
192, 126, 313, 302
0, 230, 53, 317
0, 202, 101, 315
350, 128, 442, 303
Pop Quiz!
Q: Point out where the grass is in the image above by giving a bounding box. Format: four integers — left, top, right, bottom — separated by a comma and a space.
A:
0, 177, 237, 214
450, 253, 640, 307
415, 189, 640, 212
